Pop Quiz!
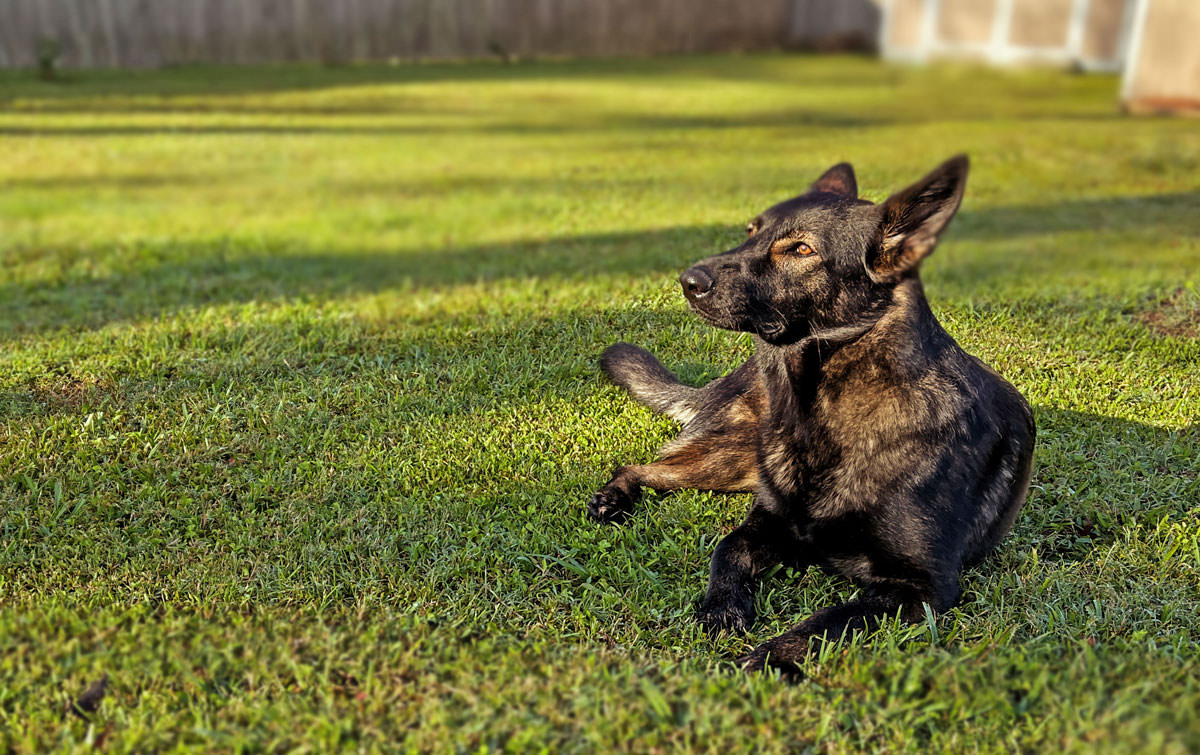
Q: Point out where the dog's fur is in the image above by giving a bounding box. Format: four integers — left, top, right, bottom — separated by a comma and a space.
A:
588, 156, 1035, 674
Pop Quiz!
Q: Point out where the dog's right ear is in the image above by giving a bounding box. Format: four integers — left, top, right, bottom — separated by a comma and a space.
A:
809, 162, 857, 199
866, 155, 968, 282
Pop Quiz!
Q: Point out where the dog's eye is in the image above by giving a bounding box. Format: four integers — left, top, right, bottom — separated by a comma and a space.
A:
746, 223, 757, 237
772, 237, 817, 257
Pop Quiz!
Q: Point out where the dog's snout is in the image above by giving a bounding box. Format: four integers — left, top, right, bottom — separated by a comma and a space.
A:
680, 266, 715, 300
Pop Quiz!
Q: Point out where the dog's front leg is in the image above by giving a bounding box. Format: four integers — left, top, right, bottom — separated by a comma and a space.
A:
738, 579, 960, 677
588, 442, 758, 524
698, 503, 793, 635
587, 466, 644, 524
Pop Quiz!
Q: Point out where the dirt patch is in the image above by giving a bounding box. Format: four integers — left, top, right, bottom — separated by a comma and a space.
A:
27, 374, 112, 412
1134, 288, 1200, 339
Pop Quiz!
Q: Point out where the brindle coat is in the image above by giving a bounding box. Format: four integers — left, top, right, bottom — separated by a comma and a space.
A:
588, 156, 1035, 674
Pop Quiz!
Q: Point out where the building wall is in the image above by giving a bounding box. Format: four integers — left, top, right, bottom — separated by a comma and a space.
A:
1122, 0, 1200, 112
1008, 0, 1075, 50
938, 0, 997, 48
881, 0, 1133, 69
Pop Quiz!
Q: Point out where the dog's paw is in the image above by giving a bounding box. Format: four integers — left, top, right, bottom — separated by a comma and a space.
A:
587, 487, 634, 525
697, 593, 755, 636
736, 637, 807, 681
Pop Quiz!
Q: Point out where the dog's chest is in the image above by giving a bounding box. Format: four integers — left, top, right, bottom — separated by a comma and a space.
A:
761, 365, 953, 517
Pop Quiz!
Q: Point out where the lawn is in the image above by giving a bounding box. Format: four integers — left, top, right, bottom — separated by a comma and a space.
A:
1, 54, 1198, 751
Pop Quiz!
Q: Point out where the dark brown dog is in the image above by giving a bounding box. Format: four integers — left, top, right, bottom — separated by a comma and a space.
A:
588, 156, 1035, 674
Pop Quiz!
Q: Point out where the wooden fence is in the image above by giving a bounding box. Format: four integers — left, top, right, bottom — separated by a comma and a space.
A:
0, 0, 881, 69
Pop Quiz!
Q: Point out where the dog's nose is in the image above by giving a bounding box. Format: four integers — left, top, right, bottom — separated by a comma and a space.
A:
679, 266, 715, 300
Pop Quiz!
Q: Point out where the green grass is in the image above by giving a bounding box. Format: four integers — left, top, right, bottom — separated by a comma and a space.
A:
1, 54, 1198, 751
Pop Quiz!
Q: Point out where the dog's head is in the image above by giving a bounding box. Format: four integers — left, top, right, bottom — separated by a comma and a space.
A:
680, 155, 968, 344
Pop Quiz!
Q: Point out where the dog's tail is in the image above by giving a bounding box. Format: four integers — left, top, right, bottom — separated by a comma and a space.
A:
600, 342, 699, 423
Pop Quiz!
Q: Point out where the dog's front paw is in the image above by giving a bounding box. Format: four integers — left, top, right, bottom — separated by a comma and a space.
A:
737, 636, 808, 680
698, 592, 755, 636
587, 487, 634, 524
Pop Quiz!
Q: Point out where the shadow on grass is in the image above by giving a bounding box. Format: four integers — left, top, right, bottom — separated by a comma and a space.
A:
0, 60, 617, 105
4, 188, 1197, 338
1, 297, 1194, 634
1022, 408, 1198, 561
2, 302, 1195, 563
0, 56, 1126, 137
0, 55, 893, 105
955, 191, 1200, 241
0, 107, 885, 138
1, 172, 243, 191
0, 224, 735, 337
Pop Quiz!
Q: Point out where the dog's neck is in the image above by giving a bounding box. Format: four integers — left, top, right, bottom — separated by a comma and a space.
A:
757, 278, 937, 415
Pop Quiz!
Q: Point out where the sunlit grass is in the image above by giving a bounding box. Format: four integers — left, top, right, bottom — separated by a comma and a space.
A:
1, 54, 1198, 751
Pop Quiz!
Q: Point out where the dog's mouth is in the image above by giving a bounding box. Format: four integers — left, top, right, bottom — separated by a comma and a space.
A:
757, 321, 786, 340
687, 297, 785, 340
685, 298, 725, 327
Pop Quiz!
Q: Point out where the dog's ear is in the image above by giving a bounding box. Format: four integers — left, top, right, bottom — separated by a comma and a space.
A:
867, 155, 968, 282
809, 162, 857, 199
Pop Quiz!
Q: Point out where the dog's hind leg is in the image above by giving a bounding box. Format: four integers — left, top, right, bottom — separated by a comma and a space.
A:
601, 342, 700, 423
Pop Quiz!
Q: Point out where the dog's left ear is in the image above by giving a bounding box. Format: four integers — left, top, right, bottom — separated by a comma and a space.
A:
809, 162, 857, 199
867, 154, 968, 282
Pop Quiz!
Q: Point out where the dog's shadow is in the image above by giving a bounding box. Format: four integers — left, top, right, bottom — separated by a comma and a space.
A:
1015, 407, 1198, 561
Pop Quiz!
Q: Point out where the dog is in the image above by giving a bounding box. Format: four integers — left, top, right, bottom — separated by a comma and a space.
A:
587, 156, 1035, 674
